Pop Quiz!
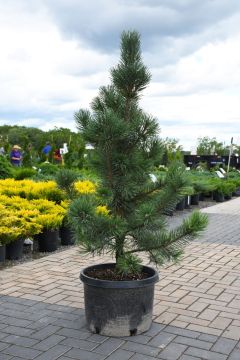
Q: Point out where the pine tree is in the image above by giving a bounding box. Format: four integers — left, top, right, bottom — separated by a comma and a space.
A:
70, 31, 208, 275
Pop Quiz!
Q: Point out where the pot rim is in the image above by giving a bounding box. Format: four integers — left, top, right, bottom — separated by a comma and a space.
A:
80, 262, 159, 289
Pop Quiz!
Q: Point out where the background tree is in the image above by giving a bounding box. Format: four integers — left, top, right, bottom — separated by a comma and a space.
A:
197, 136, 228, 156
70, 31, 207, 275
161, 137, 183, 165
0, 125, 85, 167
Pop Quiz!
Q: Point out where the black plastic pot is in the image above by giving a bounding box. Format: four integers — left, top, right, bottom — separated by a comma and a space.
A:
36, 229, 60, 252
214, 191, 224, 203
233, 188, 240, 197
176, 198, 185, 211
80, 263, 159, 337
0, 245, 6, 262
6, 239, 24, 260
60, 226, 74, 246
224, 194, 232, 200
204, 191, 213, 199
191, 194, 199, 205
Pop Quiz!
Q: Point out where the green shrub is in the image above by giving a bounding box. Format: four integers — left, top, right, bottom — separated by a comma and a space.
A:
55, 168, 79, 199
38, 162, 59, 176
222, 181, 236, 196
14, 167, 37, 180
41, 188, 66, 204
78, 168, 100, 182
31, 173, 55, 181
0, 156, 13, 179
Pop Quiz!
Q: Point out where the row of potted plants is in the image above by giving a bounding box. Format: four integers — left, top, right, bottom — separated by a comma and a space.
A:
0, 178, 96, 200
0, 178, 102, 263
0, 195, 67, 262
173, 171, 240, 210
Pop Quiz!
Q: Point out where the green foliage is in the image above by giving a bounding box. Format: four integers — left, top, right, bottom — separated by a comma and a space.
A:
69, 31, 208, 275
0, 125, 85, 168
31, 173, 55, 181
0, 156, 13, 179
116, 254, 142, 275
78, 168, 100, 182
55, 168, 79, 199
197, 137, 227, 156
13, 167, 37, 180
38, 163, 59, 176
222, 181, 236, 196
161, 138, 183, 165
64, 138, 85, 169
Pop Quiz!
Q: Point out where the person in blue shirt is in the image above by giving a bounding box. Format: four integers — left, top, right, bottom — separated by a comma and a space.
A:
42, 142, 52, 162
10, 145, 22, 166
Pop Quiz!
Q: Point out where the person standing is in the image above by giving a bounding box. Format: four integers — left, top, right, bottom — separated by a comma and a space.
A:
10, 145, 22, 166
42, 142, 52, 162
53, 148, 62, 164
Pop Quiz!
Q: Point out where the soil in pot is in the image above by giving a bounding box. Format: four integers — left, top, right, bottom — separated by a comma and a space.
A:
81, 263, 159, 337
36, 229, 60, 252
59, 226, 74, 246
0, 245, 6, 262
6, 239, 24, 260
85, 267, 149, 281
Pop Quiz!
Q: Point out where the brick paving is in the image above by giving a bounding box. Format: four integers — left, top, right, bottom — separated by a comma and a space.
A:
0, 197, 240, 359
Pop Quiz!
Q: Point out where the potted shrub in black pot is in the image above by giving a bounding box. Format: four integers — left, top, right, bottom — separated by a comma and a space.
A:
0, 205, 42, 261
69, 31, 208, 337
190, 179, 213, 205
212, 181, 225, 203
55, 168, 79, 245
222, 181, 236, 200
35, 202, 66, 252
36, 216, 62, 252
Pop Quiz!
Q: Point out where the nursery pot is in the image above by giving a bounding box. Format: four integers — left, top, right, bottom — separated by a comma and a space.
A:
60, 226, 74, 246
204, 191, 213, 199
36, 229, 60, 252
176, 198, 185, 211
191, 193, 199, 205
214, 191, 224, 203
233, 188, 240, 197
6, 238, 24, 260
0, 245, 6, 262
80, 263, 159, 337
224, 194, 232, 200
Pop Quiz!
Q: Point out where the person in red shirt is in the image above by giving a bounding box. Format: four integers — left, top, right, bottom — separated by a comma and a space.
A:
53, 149, 62, 164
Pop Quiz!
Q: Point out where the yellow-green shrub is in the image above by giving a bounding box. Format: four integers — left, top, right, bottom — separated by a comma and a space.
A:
74, 180, 96, 194
0, 195, 66, 244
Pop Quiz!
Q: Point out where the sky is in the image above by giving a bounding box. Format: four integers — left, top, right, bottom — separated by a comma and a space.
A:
0, 0, 240, 151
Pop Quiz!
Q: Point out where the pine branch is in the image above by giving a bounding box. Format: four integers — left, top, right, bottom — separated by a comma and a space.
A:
126, 212, 208, 256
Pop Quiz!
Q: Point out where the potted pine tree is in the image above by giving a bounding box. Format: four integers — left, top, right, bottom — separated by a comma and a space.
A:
69, 31, 208, 337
